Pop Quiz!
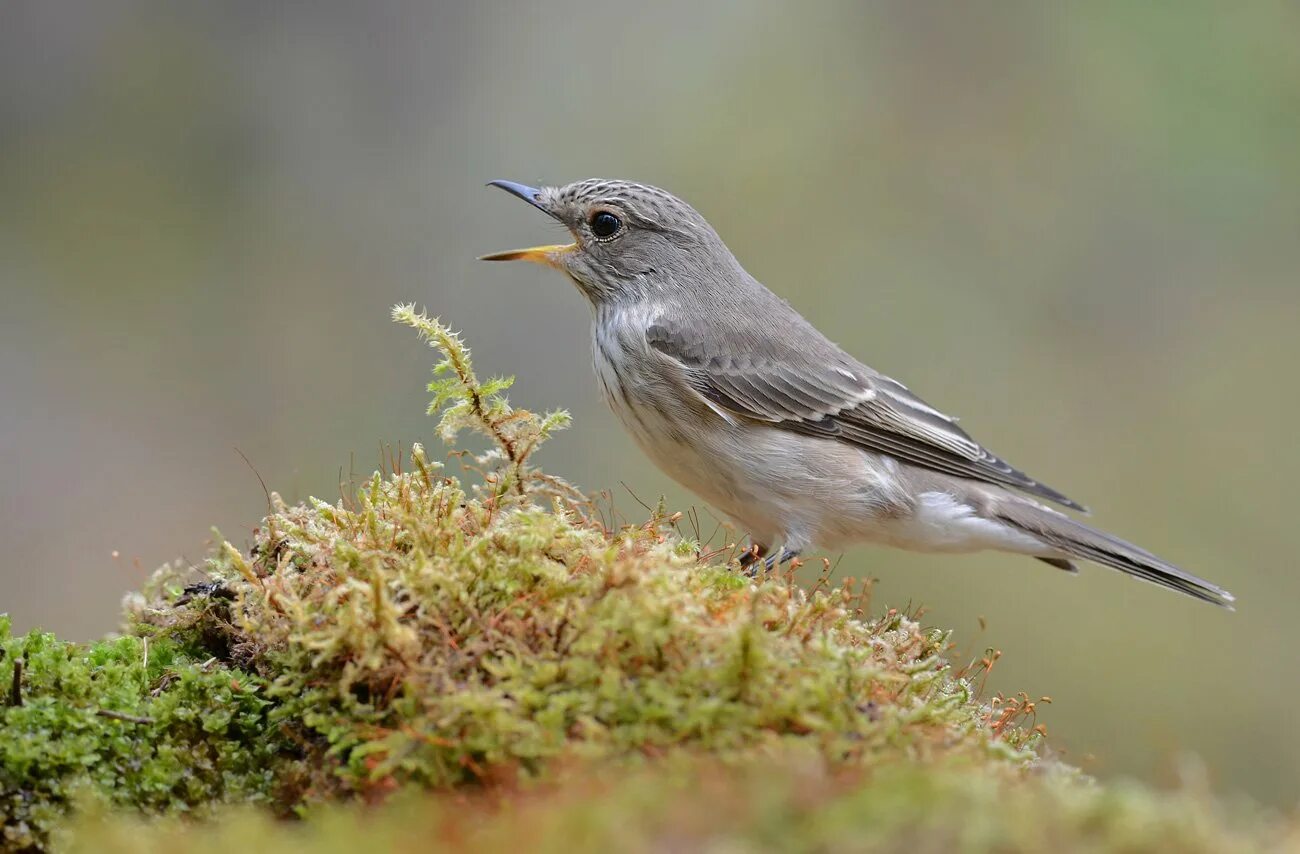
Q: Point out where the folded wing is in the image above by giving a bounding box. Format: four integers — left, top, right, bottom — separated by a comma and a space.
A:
647, 319, 1086, 512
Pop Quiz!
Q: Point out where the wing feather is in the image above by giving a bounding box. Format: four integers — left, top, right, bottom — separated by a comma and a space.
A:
647, 320, 1086, 512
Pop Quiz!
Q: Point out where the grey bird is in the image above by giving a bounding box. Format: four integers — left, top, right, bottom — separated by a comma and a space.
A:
481, 178, 1234, 608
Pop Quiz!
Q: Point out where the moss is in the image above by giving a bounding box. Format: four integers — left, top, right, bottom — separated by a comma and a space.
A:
2, 307, 1292, 852
138, 472, 1027, 791
0, 618, 293, 850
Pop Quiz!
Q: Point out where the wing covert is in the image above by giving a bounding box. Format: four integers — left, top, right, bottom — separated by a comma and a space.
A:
646, 319, 1085, 512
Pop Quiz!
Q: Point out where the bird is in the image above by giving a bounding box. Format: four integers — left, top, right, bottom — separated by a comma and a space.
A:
480, 178, 1234, 608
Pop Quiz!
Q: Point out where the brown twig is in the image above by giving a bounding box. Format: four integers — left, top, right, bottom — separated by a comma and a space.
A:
96, 709, 156, 725
8, 657, 22, 707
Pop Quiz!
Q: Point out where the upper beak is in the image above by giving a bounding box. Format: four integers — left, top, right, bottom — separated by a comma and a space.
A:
479, 180, 577, 269
485, 180, 549, 213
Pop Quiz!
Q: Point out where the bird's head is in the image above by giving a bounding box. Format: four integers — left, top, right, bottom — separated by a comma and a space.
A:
480, 178, 731, 304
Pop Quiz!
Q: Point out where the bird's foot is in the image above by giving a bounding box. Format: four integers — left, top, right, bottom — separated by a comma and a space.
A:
765, 549, 800, 572
738, 545, 800, 577
737, 544, 768, 577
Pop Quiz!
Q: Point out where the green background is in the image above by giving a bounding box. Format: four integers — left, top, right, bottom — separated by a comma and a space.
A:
2, 1, 1296, 810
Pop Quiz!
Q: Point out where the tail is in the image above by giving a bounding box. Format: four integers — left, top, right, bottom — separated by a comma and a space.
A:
995, 500, 1235, 609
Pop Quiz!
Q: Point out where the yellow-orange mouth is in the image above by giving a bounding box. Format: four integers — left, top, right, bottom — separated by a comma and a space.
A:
478, 243, 576, 270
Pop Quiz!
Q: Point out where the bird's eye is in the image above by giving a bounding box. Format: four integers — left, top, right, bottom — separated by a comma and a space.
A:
590, 211, 622, 239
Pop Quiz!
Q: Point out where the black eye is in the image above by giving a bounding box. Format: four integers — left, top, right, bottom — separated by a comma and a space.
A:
590, 211, 622, 239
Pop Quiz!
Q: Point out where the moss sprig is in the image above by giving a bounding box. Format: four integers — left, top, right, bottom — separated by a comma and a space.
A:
391, 304, 575, 502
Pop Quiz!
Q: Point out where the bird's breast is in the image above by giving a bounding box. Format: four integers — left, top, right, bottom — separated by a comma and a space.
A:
590, 309, 710, 450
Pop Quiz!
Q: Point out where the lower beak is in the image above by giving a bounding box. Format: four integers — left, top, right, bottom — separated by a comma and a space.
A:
478, 243, 575, 269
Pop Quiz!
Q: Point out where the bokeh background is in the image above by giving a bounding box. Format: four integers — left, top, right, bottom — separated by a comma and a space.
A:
3, 0, 1297, 809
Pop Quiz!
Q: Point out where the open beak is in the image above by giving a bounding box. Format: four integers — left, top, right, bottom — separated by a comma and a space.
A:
479, 179, 576, 269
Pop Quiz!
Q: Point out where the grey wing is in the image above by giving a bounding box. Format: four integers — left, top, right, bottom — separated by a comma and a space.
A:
646, 320, 1087, 512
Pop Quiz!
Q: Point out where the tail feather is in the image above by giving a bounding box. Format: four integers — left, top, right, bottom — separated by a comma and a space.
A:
997, 503, 1235, 609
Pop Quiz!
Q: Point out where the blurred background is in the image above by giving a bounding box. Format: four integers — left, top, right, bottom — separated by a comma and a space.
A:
2, 0, 1297, 809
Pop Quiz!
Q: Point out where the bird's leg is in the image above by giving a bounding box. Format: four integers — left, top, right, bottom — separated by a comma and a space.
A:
737, 542, 769, 576
764, 549, 801, 572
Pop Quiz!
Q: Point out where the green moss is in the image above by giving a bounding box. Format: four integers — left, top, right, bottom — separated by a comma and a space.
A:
0, 618, 293, 850
3, 307, 1292, 852
137, 470, 1027, 793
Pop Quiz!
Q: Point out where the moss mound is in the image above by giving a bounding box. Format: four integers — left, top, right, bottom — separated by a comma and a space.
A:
2, 307, 1293, 852
134, 452, 1023, 790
